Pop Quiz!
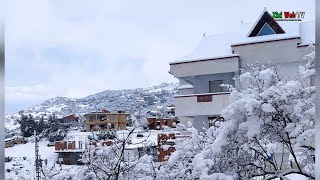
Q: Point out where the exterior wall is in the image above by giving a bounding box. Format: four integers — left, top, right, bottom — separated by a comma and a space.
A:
177, 88, 193, 95
124, 146, 158, 162
232, 38, 306, 67
177, 79, 194, 95
193, 115, 210, 131
174, 93, 230, 117
55, 141, 76, 151
177, 116, 194, 127
191, 73, 235, 94
57, 152, 81, 165
233, 40, 310, 87
170, 56, 239, 78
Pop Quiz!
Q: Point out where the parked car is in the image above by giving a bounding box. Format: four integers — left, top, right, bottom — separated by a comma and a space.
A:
5, 136, 27, 148
47, 142, 55, 147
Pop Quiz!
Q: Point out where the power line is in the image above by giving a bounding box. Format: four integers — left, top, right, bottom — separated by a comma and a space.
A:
34, 130, 41, 180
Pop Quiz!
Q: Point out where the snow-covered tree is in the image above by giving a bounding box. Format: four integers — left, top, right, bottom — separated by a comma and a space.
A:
82, 129, 156, 180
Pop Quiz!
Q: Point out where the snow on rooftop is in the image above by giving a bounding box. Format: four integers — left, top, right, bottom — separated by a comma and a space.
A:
172, 15, 314, 64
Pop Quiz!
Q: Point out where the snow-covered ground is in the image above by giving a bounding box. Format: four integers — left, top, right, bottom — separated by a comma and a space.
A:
4, 129, 178, 180
5, 136, 85, 179
5, 140, 58, 180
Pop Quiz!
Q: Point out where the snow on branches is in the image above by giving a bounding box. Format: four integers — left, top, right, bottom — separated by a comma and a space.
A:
163, 46, 315, 180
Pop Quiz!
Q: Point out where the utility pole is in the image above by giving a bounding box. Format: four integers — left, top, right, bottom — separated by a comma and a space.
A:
34, 130, 41, 180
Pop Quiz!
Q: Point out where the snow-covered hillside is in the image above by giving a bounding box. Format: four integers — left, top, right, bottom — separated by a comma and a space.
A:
5, 82, 178, 131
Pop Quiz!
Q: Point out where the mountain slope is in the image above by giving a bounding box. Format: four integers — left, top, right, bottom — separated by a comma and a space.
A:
5, 82, 178, 131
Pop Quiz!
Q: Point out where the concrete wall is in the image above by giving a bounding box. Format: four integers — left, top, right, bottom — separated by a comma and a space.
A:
174, 93, 230, 117
170, 56, 239, 78
233, 40, 310, 88
177, 88, 193, 95
177, 116, 194, 128
232, 39, 307, 67
57, 152, 81, 165
191, 73, 235, 94
193, 115, 210, 131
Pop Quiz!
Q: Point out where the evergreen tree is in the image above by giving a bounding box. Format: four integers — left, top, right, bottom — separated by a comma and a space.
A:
18, 114, 36, 137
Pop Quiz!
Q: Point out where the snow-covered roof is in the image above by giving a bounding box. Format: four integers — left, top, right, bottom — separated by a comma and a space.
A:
171, 11, 315, 64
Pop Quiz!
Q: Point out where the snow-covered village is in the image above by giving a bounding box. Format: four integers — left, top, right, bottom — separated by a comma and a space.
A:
4, 1, 316, 180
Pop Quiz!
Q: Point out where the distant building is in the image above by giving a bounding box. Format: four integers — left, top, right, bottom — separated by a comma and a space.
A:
157, 131, 191, 162
147, 117, 174, 130
157, 133, 176, 162
58, 114, 79, 128
54, 140, 86, 165
124, 145, 158, 162
84, 110, 129, 132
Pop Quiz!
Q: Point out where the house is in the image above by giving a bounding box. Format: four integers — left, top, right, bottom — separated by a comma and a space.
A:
84, 110, 129, 132
124, 145, 158, 162
58, 114, 79, 128
169, 8, 315, 131
147, 117, 174, 130
61, 114, 79, 124
54, 140, 86, 165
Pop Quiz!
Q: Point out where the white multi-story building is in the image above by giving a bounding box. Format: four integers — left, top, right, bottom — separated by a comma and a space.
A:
169, 9, 315, 131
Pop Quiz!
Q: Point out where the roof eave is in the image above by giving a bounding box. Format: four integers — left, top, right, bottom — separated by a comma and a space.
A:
169, 54, 240, 65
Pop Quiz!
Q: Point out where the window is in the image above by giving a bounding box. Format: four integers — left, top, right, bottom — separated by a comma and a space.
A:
209, 80, 223, 93
98, 115, 106, 121
197, 95, 212, 102
89, 116, 95, 121
110, 115, 115, 120
257, 23, 275, 36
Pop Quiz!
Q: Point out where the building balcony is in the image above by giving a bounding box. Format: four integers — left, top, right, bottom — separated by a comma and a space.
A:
54, 141, 86, 153
174, 92, 230, 117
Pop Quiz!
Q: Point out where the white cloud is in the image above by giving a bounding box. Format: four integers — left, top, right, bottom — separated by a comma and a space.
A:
5, 0, 315, 113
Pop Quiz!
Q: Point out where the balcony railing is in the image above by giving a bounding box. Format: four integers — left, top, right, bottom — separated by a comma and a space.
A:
174, 92, 230, 117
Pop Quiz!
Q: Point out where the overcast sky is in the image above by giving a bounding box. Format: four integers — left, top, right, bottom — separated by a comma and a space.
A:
5, 0, 315, 113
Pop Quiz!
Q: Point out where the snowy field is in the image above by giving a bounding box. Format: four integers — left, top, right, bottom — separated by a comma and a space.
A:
4, 129, 173, 180
5, 137, 86, 179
